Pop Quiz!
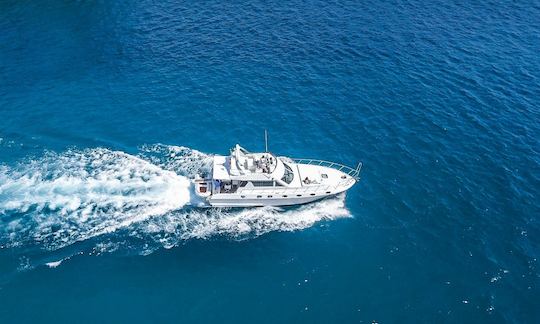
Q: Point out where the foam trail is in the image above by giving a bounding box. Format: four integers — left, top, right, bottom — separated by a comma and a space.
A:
0, 148, 191, 250
45, 260, 63, 268
139, 144, 213, 178
131, 193, 351, 253
1, 144, 352, 258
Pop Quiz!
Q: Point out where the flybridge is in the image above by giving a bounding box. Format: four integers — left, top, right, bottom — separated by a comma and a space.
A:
211, 145, 282, 180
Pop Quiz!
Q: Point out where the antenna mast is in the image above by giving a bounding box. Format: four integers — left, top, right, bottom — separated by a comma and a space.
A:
264, 130, 268, 152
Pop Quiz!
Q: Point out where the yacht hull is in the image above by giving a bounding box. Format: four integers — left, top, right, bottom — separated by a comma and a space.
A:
205, 183, 353, 207
207, 194, 327, 207
192, 144, 361, 208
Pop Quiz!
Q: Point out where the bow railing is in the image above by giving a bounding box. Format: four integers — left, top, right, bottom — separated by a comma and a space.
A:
289, 158, 362, 180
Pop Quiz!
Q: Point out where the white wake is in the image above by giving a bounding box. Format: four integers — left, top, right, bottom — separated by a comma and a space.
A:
0, 144, 351, 255
0, 148, 191, 250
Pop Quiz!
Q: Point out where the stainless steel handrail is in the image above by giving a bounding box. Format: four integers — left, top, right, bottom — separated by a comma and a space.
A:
289, 158, 362, 180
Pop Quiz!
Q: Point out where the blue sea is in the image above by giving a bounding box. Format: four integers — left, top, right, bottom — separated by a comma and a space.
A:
1, 1, 539, 323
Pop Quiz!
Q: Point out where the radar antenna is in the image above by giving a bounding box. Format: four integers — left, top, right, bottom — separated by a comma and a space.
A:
264, 130, 268, 153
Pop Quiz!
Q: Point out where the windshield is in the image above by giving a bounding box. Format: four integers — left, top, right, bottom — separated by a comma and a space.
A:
281, 163, 294, 184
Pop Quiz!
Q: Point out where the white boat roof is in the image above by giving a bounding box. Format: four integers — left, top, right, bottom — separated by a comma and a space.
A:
212, 144, 286, 181
212, 155, 230, 180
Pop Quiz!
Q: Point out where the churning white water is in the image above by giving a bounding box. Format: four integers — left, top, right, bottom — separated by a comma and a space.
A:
0, 145, 351, 254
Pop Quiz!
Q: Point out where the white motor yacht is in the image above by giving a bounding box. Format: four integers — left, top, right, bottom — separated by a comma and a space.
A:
194, 140, 361, 207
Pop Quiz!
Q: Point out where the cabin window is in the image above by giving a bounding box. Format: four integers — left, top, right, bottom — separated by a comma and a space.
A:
252, 181, 274, 187
281, 163, 294, 184
239, 181, 248, 187
321, 174, 328, 179
257, 195, 262, 198
296, 194, 302, 197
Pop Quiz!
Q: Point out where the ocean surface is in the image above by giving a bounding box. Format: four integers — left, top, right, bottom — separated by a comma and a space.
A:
0, 0, 539, 323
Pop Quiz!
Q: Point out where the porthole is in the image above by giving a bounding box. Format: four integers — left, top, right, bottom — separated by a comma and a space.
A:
296, 194, 302, 197
310, 193, 315, 196
283, 195, 288, 198
257, 195, 262, 198
326, 191, 331, 194
241, 195, 245, 198
268, 195, 273, 198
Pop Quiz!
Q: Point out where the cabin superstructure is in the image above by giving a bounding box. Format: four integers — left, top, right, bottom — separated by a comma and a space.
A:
194, 144, 361, 207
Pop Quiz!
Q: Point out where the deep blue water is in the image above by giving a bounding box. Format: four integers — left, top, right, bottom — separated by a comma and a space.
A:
1, 0, 539, 323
